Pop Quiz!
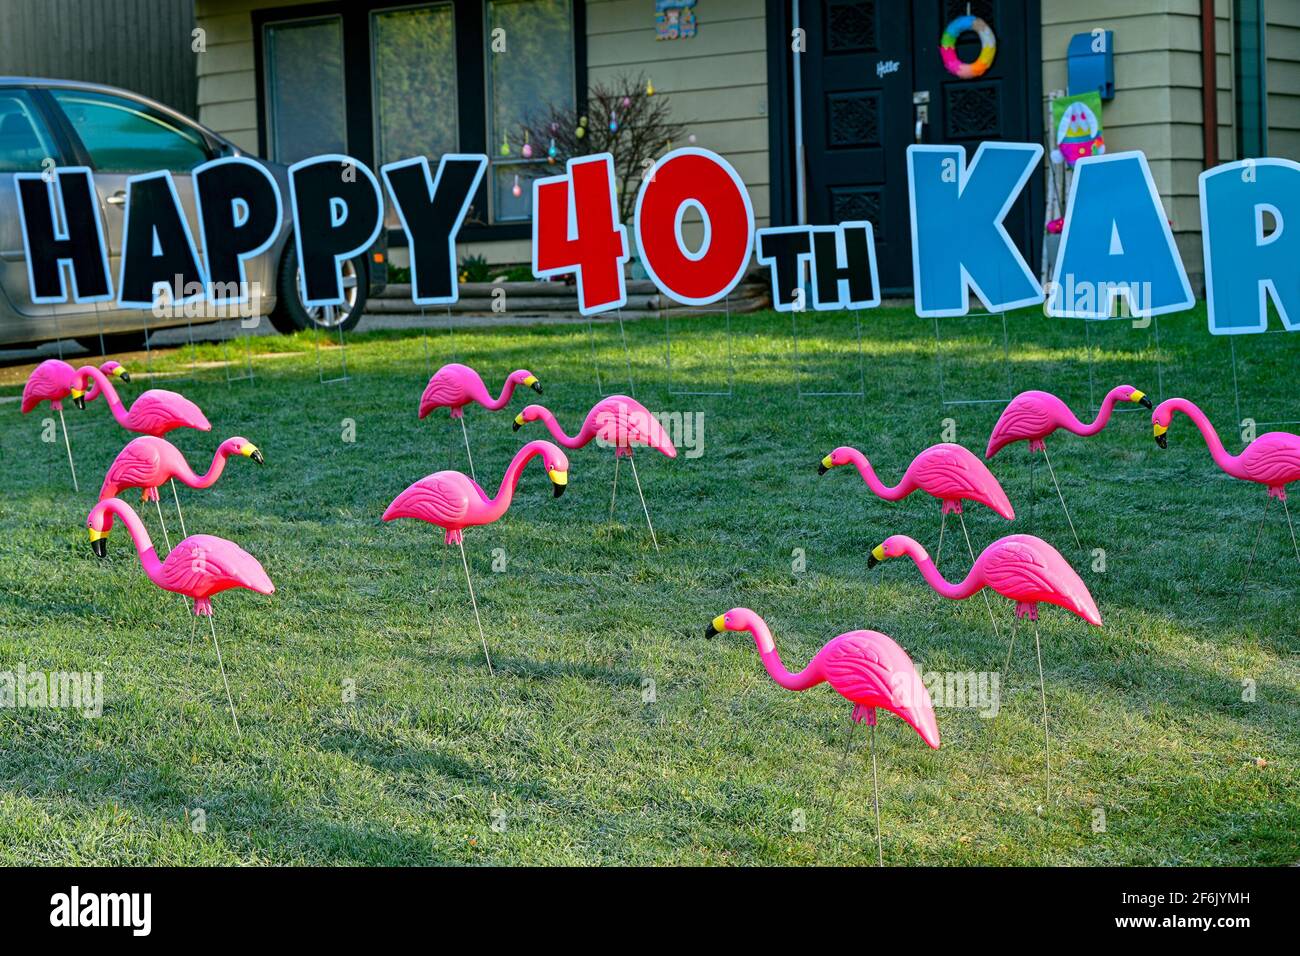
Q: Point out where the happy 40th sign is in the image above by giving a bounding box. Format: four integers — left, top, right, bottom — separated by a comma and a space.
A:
14, 145, 1299, 336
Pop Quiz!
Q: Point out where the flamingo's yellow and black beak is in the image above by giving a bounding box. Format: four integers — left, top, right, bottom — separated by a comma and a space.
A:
113, 367, 131, 383
1131, 389, 1152, 409
513, 412, 525, 432
240, 443, 265, 465
547, 468, 568, 497
704, 614, 726, 639
867, 543, 886, 569
71, 388, 86, 411
88, 527, 108, 558
524, 374, 542, 395
1153, 422, 1168, 449
818, 454, 833, 476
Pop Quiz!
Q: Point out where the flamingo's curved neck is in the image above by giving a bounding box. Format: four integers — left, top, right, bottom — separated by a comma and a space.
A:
181, 446, 230, 489
485, 443, 541, 519
532, 407, 583, 448
744, 617, 823, 691
906, 544, 979, 599
78, 366, 129, 426
844, 448, 908, 500
1075, 390, 1123, 437
482, 376, 519, 411
105, 502, 164, 580
1171, 399, 1242, 476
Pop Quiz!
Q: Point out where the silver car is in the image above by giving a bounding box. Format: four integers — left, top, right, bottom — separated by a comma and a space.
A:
0, 77, 386, 350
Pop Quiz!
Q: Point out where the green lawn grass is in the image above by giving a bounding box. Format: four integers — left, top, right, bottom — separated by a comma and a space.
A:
1, 304, 1296, 865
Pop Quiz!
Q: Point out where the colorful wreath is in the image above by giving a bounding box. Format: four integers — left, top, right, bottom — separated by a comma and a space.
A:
940, 15, 997, 80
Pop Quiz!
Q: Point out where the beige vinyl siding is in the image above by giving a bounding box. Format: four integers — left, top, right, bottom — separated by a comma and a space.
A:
586, 0, 769, 232
1266, 0, 1300, 159
194, 0, 310, 155
1041, 0, 1234, 287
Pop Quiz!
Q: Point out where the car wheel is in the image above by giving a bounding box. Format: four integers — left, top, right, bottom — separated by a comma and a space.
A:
269, 243, 368, 334
76, 330, 149, 354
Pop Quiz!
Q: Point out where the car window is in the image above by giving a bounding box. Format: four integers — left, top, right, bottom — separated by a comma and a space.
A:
51, 89, 210, 173
0, 89, 58, 173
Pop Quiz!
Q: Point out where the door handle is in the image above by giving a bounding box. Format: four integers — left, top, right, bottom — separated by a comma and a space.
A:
912, 91, 930, 144
106, 191, 126, 206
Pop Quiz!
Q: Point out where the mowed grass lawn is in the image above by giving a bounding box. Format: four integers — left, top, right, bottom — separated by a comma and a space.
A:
0, 304, 1296, 865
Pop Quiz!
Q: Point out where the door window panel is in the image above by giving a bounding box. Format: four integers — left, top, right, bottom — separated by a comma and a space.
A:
51, 89, 210, 173
0, 89, 57, 172
372, 4, 458, 168
486, 0, 574, 222
265, 17, 347, 164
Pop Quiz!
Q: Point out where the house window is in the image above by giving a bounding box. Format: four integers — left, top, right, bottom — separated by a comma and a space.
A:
372, 4, 459, 167
256, 1, 584, 235
485, 0, 575, 222
265, 17, 347, 163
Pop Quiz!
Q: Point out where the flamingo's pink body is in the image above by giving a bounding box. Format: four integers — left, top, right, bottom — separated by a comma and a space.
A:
706, 608, 940, 748
74, 365, 210, 436
21, 359, 126, 413
986, 385, 1150, 458
515, 395, 678, 459
100, 436, 263, 502
87, 498, 274, 616
821, 443, 1013, 518
870, 533, 1101, 626
418, 362, 541, 419
382, 439, 570, 544
1154, 398, 1300, 501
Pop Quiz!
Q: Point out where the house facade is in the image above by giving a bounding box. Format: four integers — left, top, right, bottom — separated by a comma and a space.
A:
192, 0, 1300, 294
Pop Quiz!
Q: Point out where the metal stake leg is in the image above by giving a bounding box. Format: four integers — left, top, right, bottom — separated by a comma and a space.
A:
1033, 620, 1051, 809
628, 455, 659, 552
459, 416, 477, 484
959, 510, 1001, 642
870, 723, 884, 867
208, 615, 241, 736
457, 537, 494, 674
1041, 442, 1081, 551
57, 409, 79, 492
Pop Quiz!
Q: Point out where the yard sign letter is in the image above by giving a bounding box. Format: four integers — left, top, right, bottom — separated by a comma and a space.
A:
1199, 158, 1300, 334
532, 153, 629, 315
1048, 151, 1193, 319
13, 167, 113, 303
908, 142, 1044, 317
634, 147, 754, 306
288, 154, 384, 307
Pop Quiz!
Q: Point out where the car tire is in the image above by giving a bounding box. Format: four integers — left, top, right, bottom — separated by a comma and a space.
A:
76, 330, 149, 354
268, 243, 368, 335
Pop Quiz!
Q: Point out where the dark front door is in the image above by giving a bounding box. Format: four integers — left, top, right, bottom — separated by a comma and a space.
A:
794, 0, 1041, 294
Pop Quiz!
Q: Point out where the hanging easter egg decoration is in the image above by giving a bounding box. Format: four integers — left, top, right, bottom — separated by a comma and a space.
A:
688, 133, 697, 144
500, 134, 511, 157
622, 96, 632, 108
522, 130, 532, 158
609, 112, 619, 133
547, 138, 558, 163
576, 115, 588, 139
511, 174, 522, 198
646, 79, 655, 96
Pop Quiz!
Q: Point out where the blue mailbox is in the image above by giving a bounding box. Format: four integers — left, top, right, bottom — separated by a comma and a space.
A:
1067, 31, 1115, 101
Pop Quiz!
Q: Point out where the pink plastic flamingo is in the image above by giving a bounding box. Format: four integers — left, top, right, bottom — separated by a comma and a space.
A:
87, 497, 274, 732
382, 439, 569, 673
821, 441, 1014, 640
99, 436, 264, 552
515, 395, 676, 550
21, 359, 130, 491
1153, 397, 1300, 572
869, 532, 1101, 806
418, 363, 542, 483
72, 364, 211, 436
705, 607, 939, 864
985, 385, 1151, 550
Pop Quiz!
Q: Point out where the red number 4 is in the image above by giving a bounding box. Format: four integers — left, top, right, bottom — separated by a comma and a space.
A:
532, 154, 629, 315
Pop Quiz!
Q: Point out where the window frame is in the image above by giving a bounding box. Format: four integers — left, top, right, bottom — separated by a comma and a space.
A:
252, 0, 587, 245
263, 12, 350, 163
